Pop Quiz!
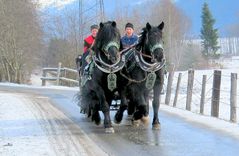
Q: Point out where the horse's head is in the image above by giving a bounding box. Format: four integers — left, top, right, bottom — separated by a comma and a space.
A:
93, 21, 122, 64
141, 22, 164, 63
75, 55, 82, 70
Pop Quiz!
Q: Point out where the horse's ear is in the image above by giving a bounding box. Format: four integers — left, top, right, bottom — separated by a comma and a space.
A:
112, 21, 116, 27
100, 22, 104, 28
146, 22, 151, 30
158, 21, 164, 30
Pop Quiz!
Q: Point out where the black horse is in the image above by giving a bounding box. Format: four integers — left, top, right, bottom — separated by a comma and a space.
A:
79, 21, 123, 133
115, 22, 165, 130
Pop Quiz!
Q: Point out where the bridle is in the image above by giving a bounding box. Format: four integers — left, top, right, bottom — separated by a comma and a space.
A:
92, 41, 126, 74
135, 31, 166, 72
101, 41, 120, 60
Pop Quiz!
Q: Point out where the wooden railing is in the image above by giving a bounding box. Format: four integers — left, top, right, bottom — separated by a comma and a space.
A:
41, 62, 79, 86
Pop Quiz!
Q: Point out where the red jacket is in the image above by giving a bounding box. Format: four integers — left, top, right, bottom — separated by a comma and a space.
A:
83, 35, 95, 53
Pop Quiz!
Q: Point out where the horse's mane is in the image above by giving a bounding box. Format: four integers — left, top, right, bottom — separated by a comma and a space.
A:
92, 21, 121, 51
136, 28, 147, 51
136, 24, 163, 52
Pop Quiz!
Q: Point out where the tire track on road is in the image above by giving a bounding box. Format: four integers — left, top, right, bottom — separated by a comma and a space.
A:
25, 94, 107, 156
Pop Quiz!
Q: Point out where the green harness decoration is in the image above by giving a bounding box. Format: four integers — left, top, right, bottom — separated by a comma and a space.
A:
80, 61, 95, 87
145, 72, 156, 90
103, 41, 120, 52
80, 76, 87, 87
107, 73, 117, 91
149, 43, 164, 53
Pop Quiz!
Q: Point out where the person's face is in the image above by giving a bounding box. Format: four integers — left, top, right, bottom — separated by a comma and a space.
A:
91, 28, 98, 37
125, 27, 134, 37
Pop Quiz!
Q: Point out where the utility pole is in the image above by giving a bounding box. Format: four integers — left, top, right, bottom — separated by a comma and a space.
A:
79, 0, 83, 45
99, 0, 105, 22
78, 0, 105, 54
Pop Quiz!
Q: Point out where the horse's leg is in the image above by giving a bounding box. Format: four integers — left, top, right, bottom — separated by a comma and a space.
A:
142, 92, 150, 124
132, 92, 149, 126
96, 87, 114, 133
152, 85, 161, 130
152, 71, 164, 130
102, 111, 114, 133
127, 101, 135, 116
79, 86, 89, 114
87, 105, 91, 118
91, 100, 101, 125
127, 100, 135, 120
144, 91, 150, 114
114, 89, 128, 124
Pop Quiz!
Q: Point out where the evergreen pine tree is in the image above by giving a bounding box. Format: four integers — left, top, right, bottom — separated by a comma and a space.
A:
200, 2, 220, 59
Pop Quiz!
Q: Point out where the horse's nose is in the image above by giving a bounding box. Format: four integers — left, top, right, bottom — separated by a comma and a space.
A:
151, 57, 157, 63
155, 50, 164, 62
156, 56, 163, 62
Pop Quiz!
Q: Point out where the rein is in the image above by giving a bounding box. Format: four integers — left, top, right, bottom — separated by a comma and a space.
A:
135, 50, 166, 72
135, 50, 153, 59
92, 43, 139, 74
91, 49, 126, 74
119, 43, 137, 55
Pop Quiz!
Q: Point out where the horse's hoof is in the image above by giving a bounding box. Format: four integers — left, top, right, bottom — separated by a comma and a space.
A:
95, 120, 101, 125
92, 112, 101, 125
114, 113, 122, 124
152, 123, 161, 130
114, 117, 121, 124
141, 115, 150, 126
94, 116, 101, 125
105, 127, 115, 133
132, 120, 140, 127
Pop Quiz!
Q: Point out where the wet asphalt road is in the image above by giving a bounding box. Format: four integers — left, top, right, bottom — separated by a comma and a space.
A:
1, 85, 239, 156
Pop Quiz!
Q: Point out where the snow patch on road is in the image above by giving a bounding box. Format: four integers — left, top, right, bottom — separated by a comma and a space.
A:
0, 93, 56, 156
159, 104, 239, 139
0, 82, 79, 91
0, 92, 106, 156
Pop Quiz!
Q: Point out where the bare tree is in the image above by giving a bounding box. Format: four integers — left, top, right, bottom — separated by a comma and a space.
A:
144, 0, 191, 69
0, 0, 43, 83
111, 0, 144, 34
110, 0, 192, 70
41, 5, 80, 67
39, 5, 82, 86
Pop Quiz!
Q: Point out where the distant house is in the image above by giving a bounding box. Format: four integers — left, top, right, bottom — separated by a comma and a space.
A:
184, 37, 239, 56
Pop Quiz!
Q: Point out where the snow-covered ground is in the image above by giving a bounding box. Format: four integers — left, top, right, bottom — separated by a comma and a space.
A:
0, 82, 79, 91
162, 68, 239, 121
0, 93, 58, 155
0, 92, 106, 156
162, 57, 239, 123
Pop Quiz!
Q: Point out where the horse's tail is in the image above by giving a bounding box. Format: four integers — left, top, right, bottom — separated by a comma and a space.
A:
75, 86, 99, 116
73, 91, 86, 113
